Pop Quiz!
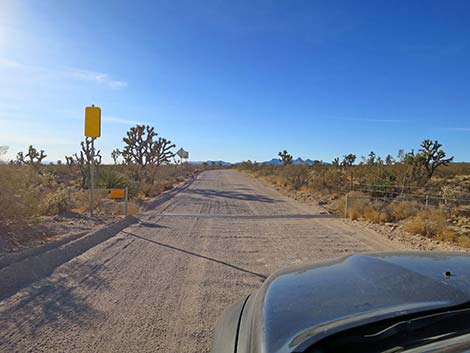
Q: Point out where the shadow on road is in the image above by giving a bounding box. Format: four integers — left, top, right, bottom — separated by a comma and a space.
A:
138, 221, 169, 229
2, 260, 109, 342
121, 230, 267, 281
185, 188, 279, 203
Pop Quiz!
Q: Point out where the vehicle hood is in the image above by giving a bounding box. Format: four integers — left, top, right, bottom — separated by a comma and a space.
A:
248, 252, 470, 353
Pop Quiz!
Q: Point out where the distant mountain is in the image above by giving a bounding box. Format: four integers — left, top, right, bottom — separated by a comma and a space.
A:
190, 158, 330, 166
293, 157, 311, 165
261, 157, 327, 166
191, 160, 233, 166
261, 158, 283, 166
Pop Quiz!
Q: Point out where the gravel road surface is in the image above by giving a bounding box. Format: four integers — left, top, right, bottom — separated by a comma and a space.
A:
0, 170, 400, 353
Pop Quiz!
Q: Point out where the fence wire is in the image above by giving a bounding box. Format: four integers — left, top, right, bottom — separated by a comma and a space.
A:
344, 193, 470, 218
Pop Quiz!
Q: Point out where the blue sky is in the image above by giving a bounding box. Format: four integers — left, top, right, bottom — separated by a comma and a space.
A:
1, 0, 469, 163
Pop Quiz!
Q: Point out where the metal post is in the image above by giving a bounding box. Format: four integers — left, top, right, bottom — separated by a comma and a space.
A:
124, 186, 128, 216
345, 194, 349, 218
89, 138, 95, 217
425, 195, 429, 210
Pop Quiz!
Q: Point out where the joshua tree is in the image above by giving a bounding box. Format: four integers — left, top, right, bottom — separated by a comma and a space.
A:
16, 145, 47, 166
278, 150, 293, 165
397, 149, 406, 162
332, 157, 340, 167
120, 124, 175, 183
418, 139, 453, 179
341, 153, 356, 189
111, 148, 121, 165
385, 154, 395, 165
367, 151, 376, 165
65, 138, 102, 188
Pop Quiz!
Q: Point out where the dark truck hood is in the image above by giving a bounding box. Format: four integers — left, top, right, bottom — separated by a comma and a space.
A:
245, 252, 470, 353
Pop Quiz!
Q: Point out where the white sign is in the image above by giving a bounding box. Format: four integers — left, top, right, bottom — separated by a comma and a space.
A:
177, 148, 189, 160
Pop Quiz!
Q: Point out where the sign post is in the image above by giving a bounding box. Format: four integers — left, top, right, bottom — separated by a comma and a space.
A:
85, 105, 101, 217
90, 138, 95, 217
176, 148, 184, 164
125, 186, 128, 216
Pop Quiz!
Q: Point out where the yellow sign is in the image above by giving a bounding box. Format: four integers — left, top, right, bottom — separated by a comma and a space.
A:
85, 106, 101, 137
109, 188, 126, 199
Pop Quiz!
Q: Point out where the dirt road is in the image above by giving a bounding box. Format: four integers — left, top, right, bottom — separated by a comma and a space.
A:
0, 170, 400, 353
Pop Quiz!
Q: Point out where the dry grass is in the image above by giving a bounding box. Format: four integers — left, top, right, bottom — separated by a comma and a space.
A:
0, 163, 200, 232
363, 207, 385, 223
39, 187, 73, 215
389, 201, 421, 220
404, 209, 449, 238
127, 201, 140, 215
0, 166, 42, 226
435, 228, 458, 242
456, 236, 470, 248
434, 228, 470, 248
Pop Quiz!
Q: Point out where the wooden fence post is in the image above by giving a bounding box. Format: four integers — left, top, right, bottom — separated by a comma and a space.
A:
125, 186, 129, 216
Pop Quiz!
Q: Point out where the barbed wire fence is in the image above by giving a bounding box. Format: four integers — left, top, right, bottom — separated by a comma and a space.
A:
344, 188, 470, 219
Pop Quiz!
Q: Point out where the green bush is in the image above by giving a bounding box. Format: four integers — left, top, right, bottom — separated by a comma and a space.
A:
98, 169, 128, 189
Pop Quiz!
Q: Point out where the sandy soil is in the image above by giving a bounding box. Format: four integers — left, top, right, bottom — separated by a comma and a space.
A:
1, 170, 411, 353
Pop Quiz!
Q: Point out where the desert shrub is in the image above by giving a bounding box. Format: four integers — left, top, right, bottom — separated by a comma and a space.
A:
98, 169, 128, 189
363, 207, 382, 223
284, 165, 309, 190
39, 187, 73, 215
435, 228, 458, 242
126, 179, 141, 198
127, 201, 140, 215
359, 201, 393, 223
347, 207, 360, 220
456, 236, 470, 248
309, 167, 346, 193
70, 191, 90, 214
366, 176, 396, 198
389, 200, 421, 221
404, 209, 449, 237
0, 166, 42, 226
